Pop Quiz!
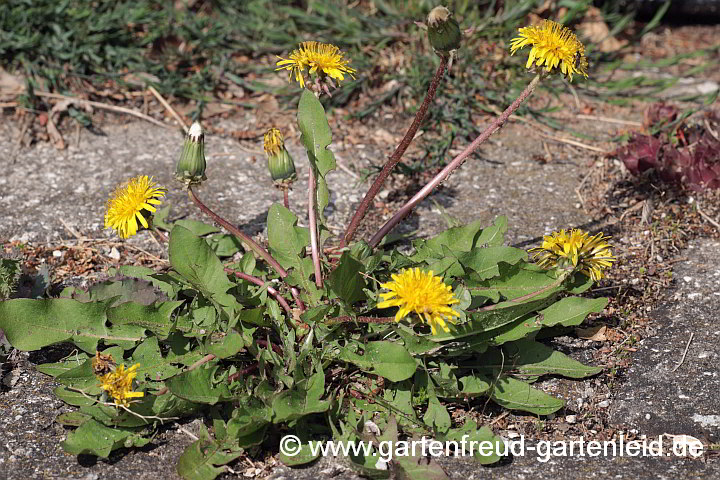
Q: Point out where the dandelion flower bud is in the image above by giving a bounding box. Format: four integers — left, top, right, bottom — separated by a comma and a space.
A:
427, 6, 461, 56
175, 122, 207, 185
263, 128, 297, 185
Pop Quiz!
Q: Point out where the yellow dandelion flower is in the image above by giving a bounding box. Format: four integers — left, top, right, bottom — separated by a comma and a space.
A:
530, 229, 616, 280
377, 268, 461, 335
263, 128, 284, 157
276, 41, 356, 88
509, 19, 588, 81
97, 363, 145, 407
104, 175, 166, 239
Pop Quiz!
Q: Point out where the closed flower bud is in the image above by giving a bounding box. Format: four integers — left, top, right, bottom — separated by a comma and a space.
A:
264, 128, 297, 185
427, 6, 461, 55
175, 122, 207, 185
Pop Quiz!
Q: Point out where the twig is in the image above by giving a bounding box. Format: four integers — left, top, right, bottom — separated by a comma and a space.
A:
576, 114, 643, 127
575, 167, 595, 211
225, 268, 293, 315
671, 332, 694, 372
696, 202, 720, 231
704, 119, 720, 142
148, 86, 188, 132
188, 187, 288, 278
537, 132, 608, 153
11, 113, 33, 164
341, 56, 448, 248
33, 91, 170, 129
177, 426, 199, 441
122, 243, 166, 263
542, 141, 553, 163
369, 73, 542, 248
565, 79, 582, 110
334, 154, 359, 179
66, 386, 177, 424
489, 411, 510, 425
58, 218, 86, 241
308, 168, 323, 288
620, 201, 646, 222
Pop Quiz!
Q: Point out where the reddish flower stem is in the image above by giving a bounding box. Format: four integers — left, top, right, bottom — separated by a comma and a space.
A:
224, 268, 293, 316
256, 339, 283, 356
188, 187, 288, 278
341, 55, 448, 248
227, 364, 259, 382
369, 74, 542, 248
325, 316, 395, 325
290, 287, 306, 312
187, 354, 217, 371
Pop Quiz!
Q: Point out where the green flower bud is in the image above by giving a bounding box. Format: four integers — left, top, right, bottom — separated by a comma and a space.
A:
175, 122, 207, 185
427, 6, 461, 55
264, 128, 297, 185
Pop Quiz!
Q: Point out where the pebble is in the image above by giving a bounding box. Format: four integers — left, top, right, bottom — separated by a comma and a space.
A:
565, 415, 577, 424
109, 247, 121, 260
597, 400, 610, 408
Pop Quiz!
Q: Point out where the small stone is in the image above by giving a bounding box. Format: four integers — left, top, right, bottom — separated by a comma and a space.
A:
597, 400, 610, 408
52, 250, 63, 257
109, 247, 121, 260
565, 415, 577, 424
364, 420, 380, 435
645, 413, 652, 420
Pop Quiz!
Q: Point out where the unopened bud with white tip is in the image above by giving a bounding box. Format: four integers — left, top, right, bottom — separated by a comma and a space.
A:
175, 122, 207, 186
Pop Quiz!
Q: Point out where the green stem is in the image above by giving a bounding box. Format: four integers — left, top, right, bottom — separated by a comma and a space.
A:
308, 168, 323, 288
469, 270, 570, 312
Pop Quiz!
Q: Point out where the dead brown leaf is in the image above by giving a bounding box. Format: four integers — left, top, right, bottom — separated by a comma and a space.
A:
579, 7, 628, 53
576, 325, 608, 341
46, 115, 65, 150
0, 68, 25, 100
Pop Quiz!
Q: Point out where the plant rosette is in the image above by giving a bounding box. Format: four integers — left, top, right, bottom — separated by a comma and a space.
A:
0, 16, 614, 480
